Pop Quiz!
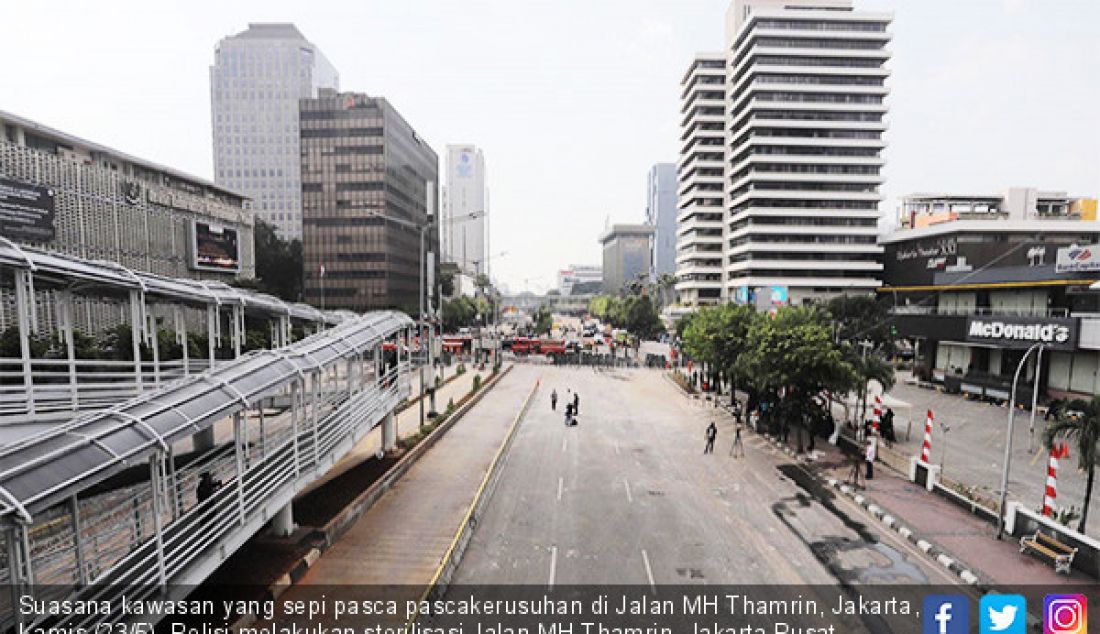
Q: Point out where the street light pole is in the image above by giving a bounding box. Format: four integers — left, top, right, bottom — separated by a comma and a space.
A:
996, 342, 1043, 540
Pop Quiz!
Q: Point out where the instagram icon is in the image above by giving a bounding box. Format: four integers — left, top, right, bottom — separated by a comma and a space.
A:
1044, 595, 1087, 634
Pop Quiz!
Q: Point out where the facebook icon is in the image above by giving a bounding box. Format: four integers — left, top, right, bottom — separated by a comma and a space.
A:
923, 595, 969, 634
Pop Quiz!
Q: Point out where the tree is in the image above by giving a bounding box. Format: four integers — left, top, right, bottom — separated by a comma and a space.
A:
442, 296, 477, 332
1045, 397, 1100, 533
826, 294, 896, 426
533, 303, 553, 335
682, 304, 758, 405
736, 307, 857, 452
440, 270, 456, 297
250, 220, 303, 302
652, 273, 678, 309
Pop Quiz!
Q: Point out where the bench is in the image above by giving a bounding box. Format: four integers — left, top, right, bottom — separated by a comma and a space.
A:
1020, 530, 1078, 574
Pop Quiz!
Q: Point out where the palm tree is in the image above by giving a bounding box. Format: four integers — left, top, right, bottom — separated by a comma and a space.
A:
1044, 396, 1100, 533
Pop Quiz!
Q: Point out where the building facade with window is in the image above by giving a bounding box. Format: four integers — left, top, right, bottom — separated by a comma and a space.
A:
211, 23, 339, 241
600, 224, 655, 293
675, 52, 727, 307
1, 109, 253, 280
882, 219, 1100, 402
723, 0, 891, 304
1, 110, 254, 334
646, 163, 678, 280
556, 265, 602, 296
442, 145, 487, 276
299, 90, 439, 313
899, 187, 1097, 230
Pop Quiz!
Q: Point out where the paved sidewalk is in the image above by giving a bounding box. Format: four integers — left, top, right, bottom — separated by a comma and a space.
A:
288, 364, 538, 586
884, 370, 1094, 537
804, 440, 1090, 587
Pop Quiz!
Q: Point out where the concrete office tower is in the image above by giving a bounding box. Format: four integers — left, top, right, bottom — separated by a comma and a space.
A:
210, 23, 339, 241
442, 145, 487, 275
675, 53, 727, 307
724, 0, 891, 304
600, 224, 656, 293
300, 90, 439, 312
646, 163, 678, 279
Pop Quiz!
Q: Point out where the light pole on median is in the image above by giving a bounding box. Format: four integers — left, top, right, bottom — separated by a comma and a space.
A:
996, 341, 1044, 540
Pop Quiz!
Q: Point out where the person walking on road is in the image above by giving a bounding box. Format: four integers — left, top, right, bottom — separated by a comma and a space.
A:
730, 419, 745, 458
865, 436, 877, 480
551, 389, 558, 411
573, 391, 580, 416
564, 402, 574, 426
845, 449, 864, 489
704, 422, 717, 454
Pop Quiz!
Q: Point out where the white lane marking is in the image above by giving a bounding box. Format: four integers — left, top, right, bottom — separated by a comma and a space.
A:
641, 548, 656, 593
548, 546, 558, 589
562, 436, 567, 452
623, 478, 633, 503
557, 477, 564, 502
614, 442, 620, 455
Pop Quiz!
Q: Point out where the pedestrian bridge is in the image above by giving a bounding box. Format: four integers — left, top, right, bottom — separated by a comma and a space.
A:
0, 308, 415, 630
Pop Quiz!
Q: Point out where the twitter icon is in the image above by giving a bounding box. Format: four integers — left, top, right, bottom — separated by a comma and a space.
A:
981, 594, 1027, 634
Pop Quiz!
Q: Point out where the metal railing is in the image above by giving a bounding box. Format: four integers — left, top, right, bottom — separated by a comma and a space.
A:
1, 312, 414, 630
0, 357, 213, 419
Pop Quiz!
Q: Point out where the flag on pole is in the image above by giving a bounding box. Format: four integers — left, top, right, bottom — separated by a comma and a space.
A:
920, 409, 934, 463
872, 395, 882, 435
1043, 442, 1070, 517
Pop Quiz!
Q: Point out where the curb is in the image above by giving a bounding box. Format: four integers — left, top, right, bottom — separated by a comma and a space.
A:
409, 377, 541, 627
756, 431, 988, 590
227, 365, 513, 631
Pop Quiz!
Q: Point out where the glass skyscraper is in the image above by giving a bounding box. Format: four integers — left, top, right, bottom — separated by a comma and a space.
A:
210, 23, 339, 241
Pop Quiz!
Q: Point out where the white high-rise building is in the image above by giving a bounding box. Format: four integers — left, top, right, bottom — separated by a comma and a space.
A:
724, 0, 891, 304
442, 144, 487, 275
210, 23, 339, 241
675, 53, 728, 307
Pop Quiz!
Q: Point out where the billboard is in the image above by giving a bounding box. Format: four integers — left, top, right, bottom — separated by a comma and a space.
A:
1055, 245, 1100, 273
191, 220, 241, 273
0, 177, 56, 242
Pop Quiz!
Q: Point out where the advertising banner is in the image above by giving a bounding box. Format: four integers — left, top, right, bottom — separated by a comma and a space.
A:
1055, 245, 1100, 273
191, 220, 241, 273
0, 176, 56, 242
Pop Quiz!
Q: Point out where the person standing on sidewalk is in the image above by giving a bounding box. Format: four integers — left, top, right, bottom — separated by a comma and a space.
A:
573, 391, 580, 415
846, 448, 864, 489
865, 436, 877, 480
704, 422, 717, 454
551, 389, 558, 411
730, 419, 745, 458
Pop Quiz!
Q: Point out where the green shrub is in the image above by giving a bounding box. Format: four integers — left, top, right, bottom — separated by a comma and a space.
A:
472, 374, 482, 393
456, 363, 466, 375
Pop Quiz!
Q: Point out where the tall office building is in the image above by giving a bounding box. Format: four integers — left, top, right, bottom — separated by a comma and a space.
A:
600, 224, 655, 293
442, 145, 487, 275
210, 23, 339, 241
300, 90, 439, 312
723, 0, 891, 304
646, 163, 678, 280
675, 53, 727, 307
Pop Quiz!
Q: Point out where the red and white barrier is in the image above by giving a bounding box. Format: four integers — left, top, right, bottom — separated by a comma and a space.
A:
872, 395, 882, 435
1043, 442, 1070, 517
920, 409, 933, 462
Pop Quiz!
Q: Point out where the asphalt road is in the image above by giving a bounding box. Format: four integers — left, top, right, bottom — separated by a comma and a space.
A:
451, 366, 959, 589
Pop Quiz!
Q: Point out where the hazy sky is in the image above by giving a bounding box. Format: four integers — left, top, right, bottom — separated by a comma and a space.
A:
1, 0, 1097, 293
